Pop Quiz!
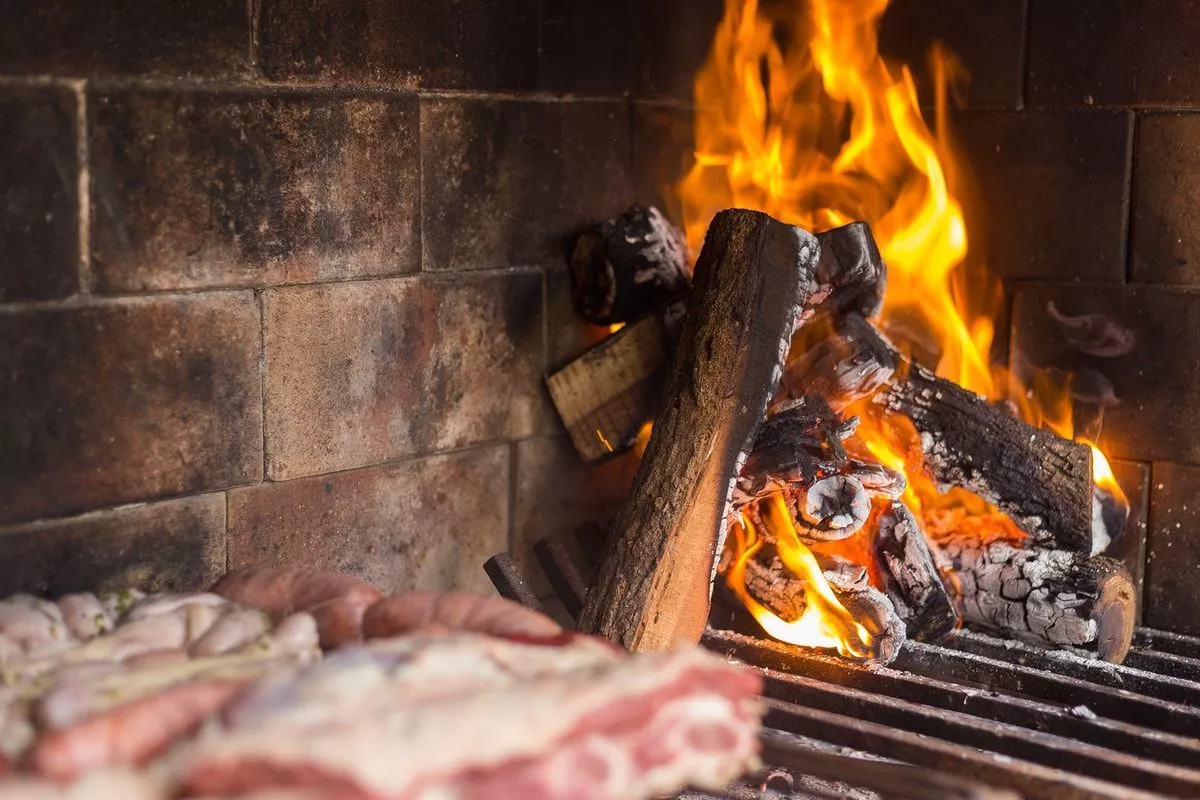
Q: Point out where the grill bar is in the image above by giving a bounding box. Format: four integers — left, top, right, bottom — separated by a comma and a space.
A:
1135, 627, 1200, 660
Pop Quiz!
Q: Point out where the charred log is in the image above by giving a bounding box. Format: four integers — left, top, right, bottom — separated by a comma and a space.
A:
812, 222, 887, 318
873, 502, 958, 642
569, 205, 690, 325
799, 475, 871, 538
1092, 484, 1130, 557
878, 362, 1094, 554
778, 311, 899, 410
735, 395, 850, 506
577, 209, 819, 652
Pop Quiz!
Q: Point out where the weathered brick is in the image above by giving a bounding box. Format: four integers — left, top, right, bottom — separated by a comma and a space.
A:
513, 436, 637, 596
953, 110, 1131, 282
257, 0, 537, 90
1108, 459, 1150, 623
879, 0, 1025, 109
545, 265, 610, 373
1145, 462, 1200, 635
0, 293, 262, 524
1028, 1, 1200, 107
0, 0, 249, 78
1010, 285, 1200, 464
89, 89, 419, 292
229, 448, 508, 595
421, 98, 632, 272
263, 273, 544, 480
0, 84, 78, 302
632, 103, 694, 222
1131, 113, 1200, 286
0, 494, 226, 597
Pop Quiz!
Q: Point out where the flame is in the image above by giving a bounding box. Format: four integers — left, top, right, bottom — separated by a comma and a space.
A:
725, 493, 873, 658
682, 0, 1127, 652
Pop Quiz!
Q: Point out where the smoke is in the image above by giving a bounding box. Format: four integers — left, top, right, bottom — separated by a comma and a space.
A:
1046, 301, 1136, 357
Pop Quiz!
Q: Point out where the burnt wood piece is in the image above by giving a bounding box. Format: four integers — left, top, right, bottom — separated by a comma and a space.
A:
1092, 484, 1130, 556
576, 209, 819, 652
813, 222, 886, 318
874, 501, 959, 642
778, 311, 899, 410
799, 475, 871, 538
878, 362, 1094, 553
734, 395, 850, 507
545, 314, 665, 463
569, 205, 690, 325
934, 526, 1135, 663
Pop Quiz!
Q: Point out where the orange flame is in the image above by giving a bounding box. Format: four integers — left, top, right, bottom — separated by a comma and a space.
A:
683, 0, 1125, 652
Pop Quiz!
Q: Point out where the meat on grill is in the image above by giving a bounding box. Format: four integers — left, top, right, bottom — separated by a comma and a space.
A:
362, 591, 564, 640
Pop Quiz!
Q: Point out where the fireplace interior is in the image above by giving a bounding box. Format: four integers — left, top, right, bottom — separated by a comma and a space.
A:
3, 0, 1200, 797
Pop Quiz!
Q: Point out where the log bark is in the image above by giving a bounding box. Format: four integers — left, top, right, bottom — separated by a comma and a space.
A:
576, 209, 819, 652
878, 362, 1094, 553
931, 519, 1135, 663
873, 501, 959, 642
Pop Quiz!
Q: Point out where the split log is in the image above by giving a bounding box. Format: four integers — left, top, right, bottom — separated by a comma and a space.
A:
878, 361, 1094, 553
778, 311, 899, 410
569, 205, 690, 325
873, 501, 958, 642
812, 222, 887, 318
928, 514, 1135, 663
735, 395, 850, 506
577, 209, 819, 652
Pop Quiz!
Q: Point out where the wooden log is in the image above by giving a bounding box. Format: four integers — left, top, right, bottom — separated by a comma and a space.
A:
928, 512, 1136, 663
734, 395, 850, 507
576, 209, 819, 652
873, 501, 959, 642
569, 205, 690, 325
1092, 483, 1130, 557
878, 361, 1094, 553
778, 311, 899, 410
812, 222, 886, 318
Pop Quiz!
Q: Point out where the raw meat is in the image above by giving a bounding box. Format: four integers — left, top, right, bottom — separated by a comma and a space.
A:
0, 768, 166, 799
56, 594, 114, 641
361, 592, 563, 641
179, 633, 762, 800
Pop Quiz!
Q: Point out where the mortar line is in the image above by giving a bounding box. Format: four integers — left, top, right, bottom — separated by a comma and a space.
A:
1016, 0, 1031, 110
256, 288, 269, 481
1122, 110, 1138, 284
74, 79, 91, 295
507, 441, 519, 554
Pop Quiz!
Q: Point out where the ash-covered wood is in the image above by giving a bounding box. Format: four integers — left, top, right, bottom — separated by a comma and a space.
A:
879, 362, 1094, 554
569, 205, 690, 325
735, 395, 850, 506
873, 501, 958, 642
577, 209, 819, 652
812, 222, 887, 318
800, 475, 871, 538
1092, 484, 1130, 557
930, 515, 1135, 663
779, 311, 899, 410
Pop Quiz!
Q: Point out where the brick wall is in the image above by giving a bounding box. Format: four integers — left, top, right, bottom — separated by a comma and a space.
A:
0, 0, 718, 599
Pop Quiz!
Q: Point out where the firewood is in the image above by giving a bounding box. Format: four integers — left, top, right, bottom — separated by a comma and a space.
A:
812, 222, 887, 318
576, 209, 819, 652
928, 513, 1135, 663
778, 311, 899, 410
873, 501, 958, 642
878, 362, 1094, 554
569, 205, 690, 325
798, 475, 871, 538
1092, 483, 1129, 557
734, 395, 851, 507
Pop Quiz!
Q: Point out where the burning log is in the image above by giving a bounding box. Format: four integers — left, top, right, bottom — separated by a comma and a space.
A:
577, 209, 819, 652
778, 311, 899, 410
812, 222, 886, 318
873, 501, 958, 642
878, 362, 1094, 554
928, 513, 1135, 663
569, 205, 690, 325
1092, 483, 1130, 556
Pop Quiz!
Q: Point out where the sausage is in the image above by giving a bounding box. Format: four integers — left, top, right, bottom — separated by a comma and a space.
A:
213, 567, 382, 649
27, 678, 249, 781
362, 592, 562, 641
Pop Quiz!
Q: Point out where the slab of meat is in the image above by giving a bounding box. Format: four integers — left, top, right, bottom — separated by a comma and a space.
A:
362, 592, 563, 641
213, 568, 383, 649
179, 633, 762, 800
0, 768, 166, 799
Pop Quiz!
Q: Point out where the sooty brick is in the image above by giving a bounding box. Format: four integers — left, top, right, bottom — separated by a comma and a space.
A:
0, 83, 78, 302
632, 102, 695, 222
0, 0, 248, 78
0, 293, 262, 524
257, 0, 537, 90
1145, 462, 1200, 635
1028, 1, 1200, 107
1132, 113, 1200, 285
1011, 284, 1200, 464
953, 110, 1131, 282
229, 447, 507, 595
89, 89, 419, 292
263, 272, 544, 480
0, 494, 225, 597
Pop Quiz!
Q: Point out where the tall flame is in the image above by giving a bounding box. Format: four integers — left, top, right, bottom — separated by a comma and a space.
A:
681, 0, 1123, 652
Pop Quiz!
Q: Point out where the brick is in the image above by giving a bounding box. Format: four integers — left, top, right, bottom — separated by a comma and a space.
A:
257, 0, 537, 90
632, 103, 694, 222
545, 265, 610, 373
1028, 1, 1200, 107
1145, 462, 1200, 635
89, 89, 419, 292
513, 437, 637, 596
0, 0, 248, 78
229, 448, 508, 595
1131, 113, 1200, 285
0, 294, 262, 524
1107, 459, 1150, 623
0, 84, 78, 302
421, 98, 633, 272
953, 110, 1131, 282
1010, 285, 1200, 464
539, 0, 722, 98
879, 0, 1025, 109
0, 494, 225, 597
263, 273, 544, 480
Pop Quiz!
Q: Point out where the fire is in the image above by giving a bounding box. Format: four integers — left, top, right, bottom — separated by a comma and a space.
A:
682, 0, 1126, 653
